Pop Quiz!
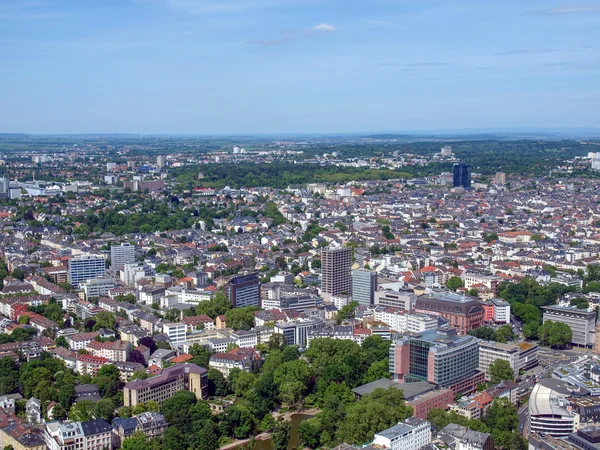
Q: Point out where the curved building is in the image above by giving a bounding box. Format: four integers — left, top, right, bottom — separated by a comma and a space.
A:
528, 379, 586, 437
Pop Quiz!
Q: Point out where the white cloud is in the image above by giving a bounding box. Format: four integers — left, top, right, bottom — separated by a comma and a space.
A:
311, 23, 336, 33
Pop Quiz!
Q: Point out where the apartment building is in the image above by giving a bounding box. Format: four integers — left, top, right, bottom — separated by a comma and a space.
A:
321, 247, 352, 303
123, 363, 208, 407
274, 318, 326, 346
110, 243, 136, 271
85, 340, 131, 362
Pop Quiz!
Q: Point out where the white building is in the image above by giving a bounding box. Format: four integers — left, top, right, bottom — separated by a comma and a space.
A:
82, 277, 116, 300
68, 255, 106, 288
121, 262, 155, 287
491, 298, 510, 324
110, 243, 136, 271
372, 418, 431, 450
406, 313, 439, 333
162, 323, 187, 343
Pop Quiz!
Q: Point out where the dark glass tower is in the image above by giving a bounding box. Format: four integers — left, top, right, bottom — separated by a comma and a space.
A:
453, 163, 471, 188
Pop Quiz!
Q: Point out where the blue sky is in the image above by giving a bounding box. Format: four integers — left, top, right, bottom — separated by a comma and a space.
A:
1, 0, 599, 134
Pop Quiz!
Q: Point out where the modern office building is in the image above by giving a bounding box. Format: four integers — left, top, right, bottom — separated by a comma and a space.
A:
414, 291, 483, 335
389, 328, 484, 395
542, 305, 596, 347
266, 295, 323, 312
453, 162, 472, 189
491, 298, 511, 324
528, 379, 580, 437
372, 417, 431, 450
81, 277, 116, 300
68, 255, 106, 288
224, 273, 260, 308
274, 318, 326, 346
478, 341, 519, 378
321, 247, 352, 303
123, 363, 208, 407
162, 322, 187, 343
375, 290, 417, 311
352, 269, 378, 306
110, 243, 136, 271
156, 155, 166, 169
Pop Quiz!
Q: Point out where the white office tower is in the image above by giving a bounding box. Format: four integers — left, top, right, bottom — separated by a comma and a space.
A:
156, 155, 166, 169
68, 255, 106, 288
111, 243, 136, 271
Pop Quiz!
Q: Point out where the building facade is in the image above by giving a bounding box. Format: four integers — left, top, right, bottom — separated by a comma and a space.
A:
321, 247, 352, 303
68, 256, 106, 288
542, 305, 596, 347
372, 418, 431, 450
352, 269, 377, 306
224, 273, 260, 308
110, 243, 136, 271
123, 363, 208, 407
414, 292, 483, 335
389, 328, 484, 395
453, 163, 471, 189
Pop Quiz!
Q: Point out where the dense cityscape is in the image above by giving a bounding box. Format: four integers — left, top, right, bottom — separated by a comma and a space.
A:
0, 134, 598, 450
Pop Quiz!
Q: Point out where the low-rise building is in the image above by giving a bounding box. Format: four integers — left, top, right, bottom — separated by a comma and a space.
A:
123, 363, 208, 407
372, 418, 431, 450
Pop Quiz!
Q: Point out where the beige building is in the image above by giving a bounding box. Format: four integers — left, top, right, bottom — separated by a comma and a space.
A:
123, 363, 208, 407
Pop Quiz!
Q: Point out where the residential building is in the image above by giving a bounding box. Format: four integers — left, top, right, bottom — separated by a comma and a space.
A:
81, 419, 113, 450
352, 269, 377, 306
435, 424, 493, 450
389, 328, 484, 395
76, 355, 108, 376
66, 332, 99, 351
542, 305, 596, 347
372, 418, 431, 450
123, 363, 208, 407
85, 340, 131, 362
209, 348, 260, 377
45, 419, 113, 450
68, 255, 106, 288
0, 423, 46, 450
110, 243, 136, 271
321, 247, 352, 303
224, 273, 260, 308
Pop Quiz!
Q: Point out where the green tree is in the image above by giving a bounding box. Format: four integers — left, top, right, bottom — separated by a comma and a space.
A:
208, 368, 229, 397
549, 322, 573, 347
93, 311, 116, 331
69, 400, 96, 422
11, 268, 25, 281
362, 359, 390, 384
121, 432, 148, 450
494, 325, 516, 343
337, 388, 413, 444
224, 306, 258, 331
336, 301, 359, 324
161, 390, 197, 433
446, 276, 463, 291
195, 420, 220, 450
95, 398, 115, 421
489, 359, 514, 384
272, 421, 291, 450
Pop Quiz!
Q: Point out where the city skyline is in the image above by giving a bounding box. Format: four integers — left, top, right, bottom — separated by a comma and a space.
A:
1, 0, 599, 134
